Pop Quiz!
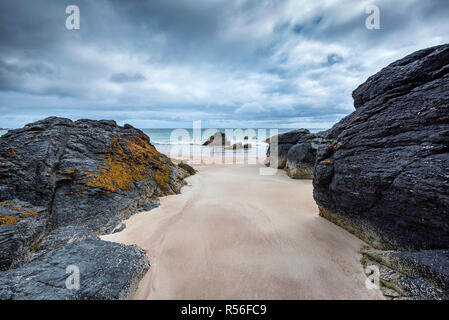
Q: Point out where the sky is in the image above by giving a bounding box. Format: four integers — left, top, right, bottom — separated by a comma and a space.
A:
0, 0, 448, 129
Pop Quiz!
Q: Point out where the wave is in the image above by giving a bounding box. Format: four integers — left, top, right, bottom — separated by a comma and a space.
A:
152, 138, 269, 146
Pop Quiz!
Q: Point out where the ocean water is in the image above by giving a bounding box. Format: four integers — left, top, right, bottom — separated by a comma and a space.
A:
142, 128, 327, 159
0, 127, 328, 159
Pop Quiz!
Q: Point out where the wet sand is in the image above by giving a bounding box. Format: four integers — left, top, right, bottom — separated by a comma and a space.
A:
102, 163, 384, 300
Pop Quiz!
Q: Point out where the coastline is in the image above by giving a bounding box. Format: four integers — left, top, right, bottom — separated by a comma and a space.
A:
102, 162, 384, 300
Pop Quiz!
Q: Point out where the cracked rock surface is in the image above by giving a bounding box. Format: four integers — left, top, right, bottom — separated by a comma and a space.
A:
0, 117, 193, 299
312, 44, 449, 299
313, 44, 449, 251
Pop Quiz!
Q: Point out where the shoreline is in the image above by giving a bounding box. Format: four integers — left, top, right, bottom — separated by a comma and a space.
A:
102, 162, 384, 300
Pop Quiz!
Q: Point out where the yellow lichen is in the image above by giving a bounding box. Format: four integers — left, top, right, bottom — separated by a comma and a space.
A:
8, 205, 24, 211
24, 209, 38, 216
0, 205, 39, 226
321, 159, 333, 165
152, 165, 171, 193
0, 215, 20, 226
83, 134, 172, 193
1, 148, 17, 158
63, 169, 76, 175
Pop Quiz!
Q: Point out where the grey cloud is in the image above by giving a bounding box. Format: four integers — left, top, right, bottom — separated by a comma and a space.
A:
0, 0, 449, 129
110, 73, 146, 83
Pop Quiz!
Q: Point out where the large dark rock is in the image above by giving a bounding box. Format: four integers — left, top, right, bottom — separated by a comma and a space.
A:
0, 239, 149, 300
313, 44, 449, 251
285, 134, 330, 179
0, 117, 193, 299
265, 129, 311, 169
265, 129, 329, 179
361, 248, 449, 299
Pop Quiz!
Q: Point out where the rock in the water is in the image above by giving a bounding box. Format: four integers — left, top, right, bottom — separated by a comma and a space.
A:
226, 142, 251, 150
0, 117, 194, 299
202, 131, 230, 146
313, 44, 449, 251
0, 239, 149, 300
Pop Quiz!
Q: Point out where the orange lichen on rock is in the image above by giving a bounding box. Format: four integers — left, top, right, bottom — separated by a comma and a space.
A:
84, 134, 172, 193
8, 205, 25, 211
0, 215, 20, 226
152, 165, 171, 193
1, 148, 17, 158
63, 169, 76, 175
321, 159, 333, 165
24, 209, 38, 216
0, 202, 40, 226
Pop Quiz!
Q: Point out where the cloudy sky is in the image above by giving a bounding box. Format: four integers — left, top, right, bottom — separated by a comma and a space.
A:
0, 0, 448, 129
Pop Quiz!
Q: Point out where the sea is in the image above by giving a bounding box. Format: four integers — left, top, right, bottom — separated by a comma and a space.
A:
0, 127, 327, 159
142, 128, 327, 159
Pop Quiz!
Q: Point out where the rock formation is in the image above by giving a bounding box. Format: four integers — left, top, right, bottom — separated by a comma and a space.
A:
265, 129, 329, 179
313, 44, 449, 299
0, 117, 194, 299
202, 131, 230, 146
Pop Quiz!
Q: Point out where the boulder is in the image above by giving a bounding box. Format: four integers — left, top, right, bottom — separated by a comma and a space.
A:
0, 239, 149, 300
0, 117, 194, 299
226, 142, 252, 150
227, 142, 243, 150
177, 161, 196, 175
265, 129, 329, 179
202, 131, 230, 146
285, 135, 329, 179
265, 129, 311, 169
313, 44, 449, 251
361, 248, 449, 299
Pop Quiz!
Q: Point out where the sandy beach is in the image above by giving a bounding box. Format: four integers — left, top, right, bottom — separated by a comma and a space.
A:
102, 162, 384, 300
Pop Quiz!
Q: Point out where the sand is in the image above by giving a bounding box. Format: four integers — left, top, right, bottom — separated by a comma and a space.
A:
102, 162, 384, 300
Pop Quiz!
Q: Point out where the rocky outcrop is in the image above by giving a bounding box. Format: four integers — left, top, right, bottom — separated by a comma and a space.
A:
265, 129, 329, 179
312, 44, 449, 299
313, 44, 449, 251
0, 117, 193, 299
202, 131, 230, 146
0, 239, 149, 300
361, 247, 449, 299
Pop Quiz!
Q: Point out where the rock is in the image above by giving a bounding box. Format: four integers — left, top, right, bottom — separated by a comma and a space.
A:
178, 161, 196, 175
226, 142, 252, 150
361, 248, 449, 299
285, 135, 329, 179
0, 200, 47, 270
0, 117, 193, 299
265, 129, 311, 169
113, 223, 126, 234
313, 44, 449, 251
265, 129, 329, 179
227, 142, 243, 150
202, 131, 230, 146
0, 239, 149, 300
